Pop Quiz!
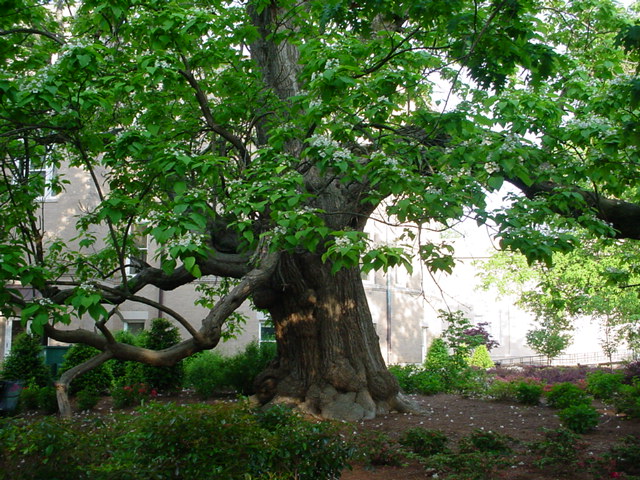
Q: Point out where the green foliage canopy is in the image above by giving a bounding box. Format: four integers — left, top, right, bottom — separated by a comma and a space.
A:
1, 0, 639, 365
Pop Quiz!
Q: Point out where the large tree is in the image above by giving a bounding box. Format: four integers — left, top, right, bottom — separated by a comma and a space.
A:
1, 0, 639, 418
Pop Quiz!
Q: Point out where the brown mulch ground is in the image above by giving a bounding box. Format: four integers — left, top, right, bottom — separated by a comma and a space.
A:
341, 393, 640, 480
79, 390, 640, 480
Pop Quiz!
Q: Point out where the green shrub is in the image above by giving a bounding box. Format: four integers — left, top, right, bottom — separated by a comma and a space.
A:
0, 417, 97, 480
612, 381, 640, 419
424, 338, 452, 371
529, 427, 583, 473
399, 428, 449, 457
59, 343, 113, 395
427, 451, 512, 480
467, 345, 495, 369
111, 381, 158, 409
183, 351, 229, 399
486, 379, 519, 401
353, 430, 407, 467
421, 338, 490, 395
37, 386, 58, 414
388, 365, 444, 395
459, 429, 513, 454
1, 333, 51, 387
18, 382, 41, 411
450, 367, 491, 396
76, 388, 100, 411
515, 380, 544, 405
224, 341, 277, 395
137, 318, 184, 393
1, 401, 351, 480
606, 435, 640, 476
558, 403, 599, 433
96, 402, 351, 480
545, 382, 592, 409
107, 330, 140, 382
586, 371, 624, 401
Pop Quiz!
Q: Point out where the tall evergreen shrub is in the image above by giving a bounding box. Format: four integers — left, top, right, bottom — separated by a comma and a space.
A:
0, 333, 50, 386
138, 318, 184, 393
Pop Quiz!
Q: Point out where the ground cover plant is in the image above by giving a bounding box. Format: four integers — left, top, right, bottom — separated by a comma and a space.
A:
0, 401, 351, 480
2, 364, 640, 480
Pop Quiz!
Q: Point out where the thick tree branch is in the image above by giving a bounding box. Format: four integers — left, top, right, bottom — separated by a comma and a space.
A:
508, 178, 640, 240
178, 63, 250, 163
0, 28, 65, 45
44, 247, 280, 368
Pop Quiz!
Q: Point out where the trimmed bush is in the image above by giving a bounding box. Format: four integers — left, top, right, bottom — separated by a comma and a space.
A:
18, 383, 41, 411
98, 402, 350, 480
111, 381, 158, 409
59, 343, 113, 395
183, 351, 229, 399
0, 417, 96, 479
1, 333, 51, 387
468, 345, 495, 369
76, 388, 100, 411
586, 371, 624, 401
137, 318, 184, 393
424, 338, 452, 371
224, 341, 277, 396
107, 330, 139, 382
36, 386, 58, 414
545, 382, 592, 409
558, 403, 599, 433
389, 364, 444, 395
612, 380, 640, 419
515, 380, 544, 405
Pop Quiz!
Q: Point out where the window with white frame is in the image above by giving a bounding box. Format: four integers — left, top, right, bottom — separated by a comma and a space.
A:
126, 224, 149, 277
32, 163, 57, 200
121, 311, 148, 334
256, 311, 275, 344
6, 155, 58, 201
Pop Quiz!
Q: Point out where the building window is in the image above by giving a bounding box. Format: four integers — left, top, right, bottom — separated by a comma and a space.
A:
120, 311, 148, 335
33, 163, 57, 200
7, 156, 58, 201
126, 224, 148, 277
257, 311, 276, 343
125, 321, 145, 335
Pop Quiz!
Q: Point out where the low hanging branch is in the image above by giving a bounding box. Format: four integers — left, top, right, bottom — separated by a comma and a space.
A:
46, 245, 280, 416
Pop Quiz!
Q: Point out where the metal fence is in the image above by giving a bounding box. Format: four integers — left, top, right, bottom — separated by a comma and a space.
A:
494, 351, 637, 367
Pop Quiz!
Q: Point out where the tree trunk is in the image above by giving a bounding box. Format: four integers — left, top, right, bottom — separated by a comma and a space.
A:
253, 252, 414, 420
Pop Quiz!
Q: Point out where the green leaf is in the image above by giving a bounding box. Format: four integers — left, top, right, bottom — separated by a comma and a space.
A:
183, 256, 196, 272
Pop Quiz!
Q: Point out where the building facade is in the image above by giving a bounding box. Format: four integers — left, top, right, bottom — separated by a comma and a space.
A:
0, 162, 605, 365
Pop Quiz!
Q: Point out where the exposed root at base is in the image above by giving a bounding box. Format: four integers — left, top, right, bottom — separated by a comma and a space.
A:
255, 390, 424, 421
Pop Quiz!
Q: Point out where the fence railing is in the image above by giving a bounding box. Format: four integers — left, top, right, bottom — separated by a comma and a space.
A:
494, 351, 637, 367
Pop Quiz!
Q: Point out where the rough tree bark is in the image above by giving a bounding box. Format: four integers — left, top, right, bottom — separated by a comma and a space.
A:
253, 253, 414, 420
